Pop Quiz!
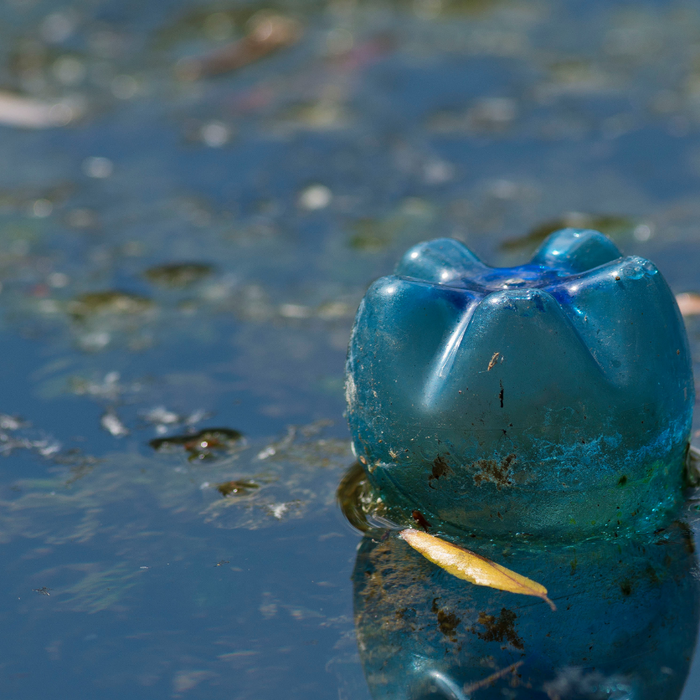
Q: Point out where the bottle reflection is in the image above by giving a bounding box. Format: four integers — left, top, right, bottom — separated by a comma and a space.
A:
347, 489, 699, 699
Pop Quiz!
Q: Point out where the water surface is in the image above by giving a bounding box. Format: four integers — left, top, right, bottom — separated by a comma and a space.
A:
3, 0, 700, 697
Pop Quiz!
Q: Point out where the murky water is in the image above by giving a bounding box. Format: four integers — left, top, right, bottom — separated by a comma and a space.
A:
3, 0, 700, 697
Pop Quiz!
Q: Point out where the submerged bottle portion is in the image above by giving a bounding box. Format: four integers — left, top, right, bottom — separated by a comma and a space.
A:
345, 230, 694, 539
353, 524, 700, 700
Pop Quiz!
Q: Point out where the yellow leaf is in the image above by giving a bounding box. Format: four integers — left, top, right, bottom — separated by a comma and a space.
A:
399, 529, 556, 611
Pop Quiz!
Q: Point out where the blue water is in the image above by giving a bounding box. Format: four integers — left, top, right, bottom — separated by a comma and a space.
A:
2, 0, 700, 697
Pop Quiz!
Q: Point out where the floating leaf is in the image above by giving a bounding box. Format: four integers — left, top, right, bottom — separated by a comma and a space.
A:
399, 529, 556, 610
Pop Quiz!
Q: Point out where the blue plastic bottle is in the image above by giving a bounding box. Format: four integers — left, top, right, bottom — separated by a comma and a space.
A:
345, 230, 694, 538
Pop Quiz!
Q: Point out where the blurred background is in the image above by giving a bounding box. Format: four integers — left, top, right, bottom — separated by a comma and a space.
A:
2, 0, 700, 698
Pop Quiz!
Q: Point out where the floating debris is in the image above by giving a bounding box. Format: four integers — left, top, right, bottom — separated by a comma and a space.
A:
140, 407, 209, 435
150, 427, 244, 461
256, 427, 296, 460
65, 208, 98, 229
199, 121, 232, 147
266, 501, 303, 520
255, 420, 333, 460
141, 406, 179, 426
676, 293, 700, 318
298, 184, 332, 211
32, 587, 52, 596
176, 12, 302, 81
501, 213, 636, 251
0, 416, 62, 458
82, 157, 114, 179
69, 371, 131, 400
0, 414, 25, 431
100, 410, 129, 438
348, 217, 398, 252
278, 303, 312, 319
348, 200, 434, 252
216, 479, 259, 497
271, 97, 351, 133
428, 97, 517, 134
58, 563, 140, 614
143, 262, 214, 288
68, 291, 153, 320
0, 91, 80, 129
57, 450, 100, 485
